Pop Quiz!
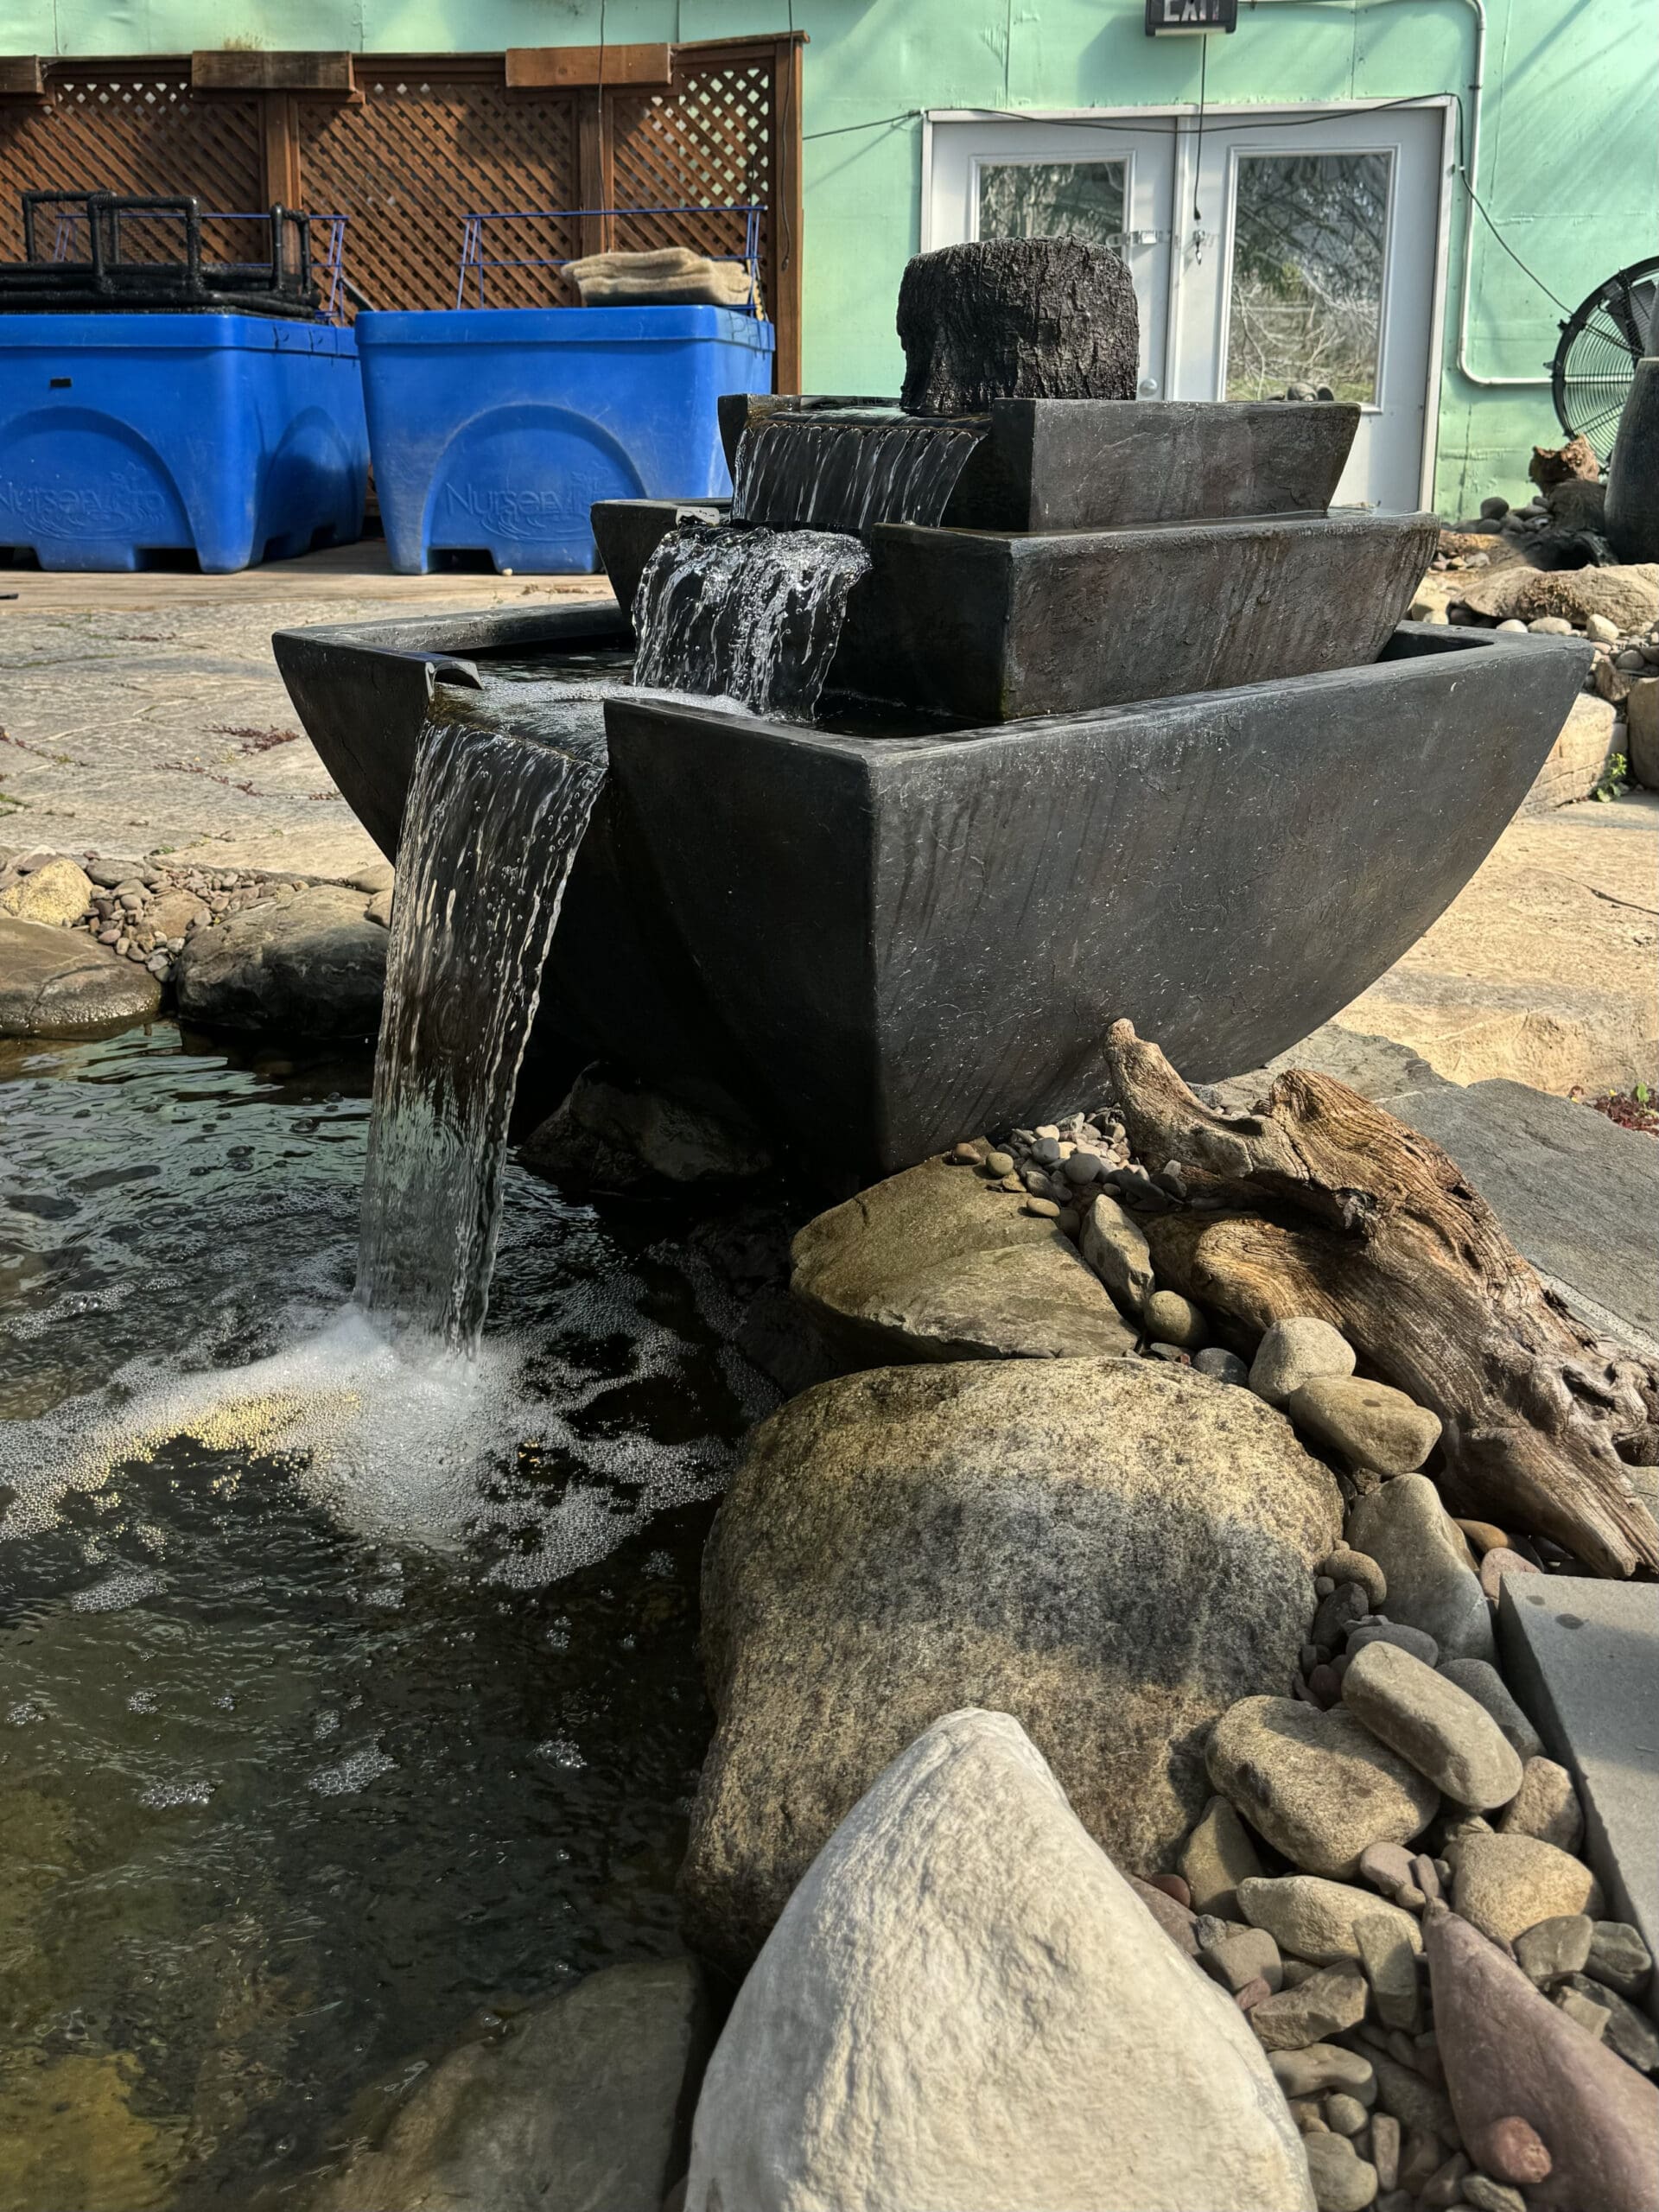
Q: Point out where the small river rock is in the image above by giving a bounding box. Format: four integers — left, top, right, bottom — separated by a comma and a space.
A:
1249, 1318, 1357, 1407
1341, 1638, 1524, 1808
1514, 1912, 1593, 1986
1287, 1377, 1443, 1473
1426, 1904, 1659, 2212
1238, 1873, 1423, 1966
1586, 1922, 1655, 2000
1346, 1476, 1495, 1662
1436, 1656, 1543, 1758
1347, 1618, 1440, 1666
1248, 1961, 1370, 2051
1451, 1833, 1604, 1946
683, 1709, 1317, 2212
1180, 1794, 1265, 1917
1143, 1287, 1207, 1349
1302, 2131, 1378, 2212
1205, 1697, 1439, 1879
1077, 1189, 1154, 1314
1555, 1975, 1659, 2073
1499, 1756, 1584, 1850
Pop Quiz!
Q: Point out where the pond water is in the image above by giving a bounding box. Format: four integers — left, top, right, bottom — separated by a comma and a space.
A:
0, 1022, 778, 2211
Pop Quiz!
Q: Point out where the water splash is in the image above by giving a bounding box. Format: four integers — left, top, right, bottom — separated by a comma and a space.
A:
630, 519, 871, 718
355, 714, 607, 1354
733, 410, 984, 532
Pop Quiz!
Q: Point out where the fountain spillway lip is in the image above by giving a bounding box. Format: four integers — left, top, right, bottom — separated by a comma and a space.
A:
273, 604, 1590, 1183
720, 391, 1363, 535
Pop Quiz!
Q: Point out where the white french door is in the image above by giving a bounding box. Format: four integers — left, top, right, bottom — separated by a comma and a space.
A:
926, 105, 1448, 513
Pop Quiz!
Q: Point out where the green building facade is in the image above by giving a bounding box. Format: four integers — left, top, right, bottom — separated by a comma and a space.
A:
2, 0, 1652, 513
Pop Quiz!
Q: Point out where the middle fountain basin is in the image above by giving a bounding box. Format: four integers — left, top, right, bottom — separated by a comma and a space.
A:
592, 496, 1440, 721
273, 605, 1590, 1185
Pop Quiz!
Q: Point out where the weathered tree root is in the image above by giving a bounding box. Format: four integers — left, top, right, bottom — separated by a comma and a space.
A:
1103, 1020, 1659, 1578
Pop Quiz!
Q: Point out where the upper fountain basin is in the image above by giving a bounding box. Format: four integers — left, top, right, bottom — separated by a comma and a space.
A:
718, 391, 1362, 535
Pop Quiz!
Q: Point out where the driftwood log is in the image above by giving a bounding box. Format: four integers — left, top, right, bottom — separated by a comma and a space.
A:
896, 238, 1140, 416
1103, 1021, 1659, 1579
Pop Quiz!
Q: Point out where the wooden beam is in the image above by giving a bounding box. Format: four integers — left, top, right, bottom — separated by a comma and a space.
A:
507, 43, 672, 91
771, 32, 805, 393
259, 92, 302, 207
0, 54, 47, 100
193, 50, 357, 97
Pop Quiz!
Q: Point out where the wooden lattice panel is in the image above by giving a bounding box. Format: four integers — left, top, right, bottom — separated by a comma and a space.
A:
0, 72, 264, 265
610, 55, 773, 309
297, 74, 582, 311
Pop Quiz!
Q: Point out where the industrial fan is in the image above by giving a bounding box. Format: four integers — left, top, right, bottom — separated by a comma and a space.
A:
1551, 255, 1659, 462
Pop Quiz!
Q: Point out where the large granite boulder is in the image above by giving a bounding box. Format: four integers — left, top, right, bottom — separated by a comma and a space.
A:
684, 1709, 1315, 2212
305, 1959, 714, 2212
175, 884, 386, 1038
681, 1357, 1341, 1966
0, 914, 162, 1037
791, 1153, 1137, 1365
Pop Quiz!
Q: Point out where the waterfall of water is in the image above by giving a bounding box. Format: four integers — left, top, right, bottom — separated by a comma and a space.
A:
732, 410, 985, 533
630, 521, 872, 718
355, 707, 607, 1354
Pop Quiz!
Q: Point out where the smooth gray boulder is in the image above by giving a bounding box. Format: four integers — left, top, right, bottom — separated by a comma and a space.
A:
306, 1958, 714, 2212
175, 884, 386, 1037
791, 1154, 1138, 1365
683, 1358, 1341, 1965
0, 914, 162, 1036
1346, 1474, 1494, 1662
683, 1709, 1316, 2212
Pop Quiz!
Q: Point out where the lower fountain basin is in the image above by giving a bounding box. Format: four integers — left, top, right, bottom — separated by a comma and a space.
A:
273, 609, 1589, 1185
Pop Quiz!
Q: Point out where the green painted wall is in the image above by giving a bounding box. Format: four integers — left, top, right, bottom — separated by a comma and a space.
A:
3, 0, 1652, 512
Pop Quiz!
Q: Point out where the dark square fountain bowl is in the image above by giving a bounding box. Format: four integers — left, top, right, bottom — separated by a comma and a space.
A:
273, 607, 1590, 1185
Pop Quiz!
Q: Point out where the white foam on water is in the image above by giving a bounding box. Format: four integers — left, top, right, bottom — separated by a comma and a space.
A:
0, 1296, 741, 1588
308, 1740, 397, 1797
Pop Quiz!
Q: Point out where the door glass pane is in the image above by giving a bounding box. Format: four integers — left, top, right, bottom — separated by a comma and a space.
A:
1224, 151, 1392, 404
977, 161, 1127, 249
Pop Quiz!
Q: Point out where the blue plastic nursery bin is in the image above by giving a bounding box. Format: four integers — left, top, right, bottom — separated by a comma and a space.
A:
354, 304, 775, 574
0, 314, 368, 573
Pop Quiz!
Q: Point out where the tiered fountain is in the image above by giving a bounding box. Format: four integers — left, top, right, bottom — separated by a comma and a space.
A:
276, 238, 1588, 1187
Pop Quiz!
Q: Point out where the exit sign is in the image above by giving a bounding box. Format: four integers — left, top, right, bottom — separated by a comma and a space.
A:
1146, 0, 1237, 29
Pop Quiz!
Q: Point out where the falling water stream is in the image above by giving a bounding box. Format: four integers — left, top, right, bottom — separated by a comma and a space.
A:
355, 713, 607, 1351
731, 409, 985, 532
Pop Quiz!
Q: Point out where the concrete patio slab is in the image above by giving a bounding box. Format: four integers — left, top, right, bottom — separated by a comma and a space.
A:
1497, 1574, 1659, 2021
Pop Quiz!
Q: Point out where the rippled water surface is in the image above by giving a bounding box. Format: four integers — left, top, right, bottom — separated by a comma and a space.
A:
0, 1024, 775, 2210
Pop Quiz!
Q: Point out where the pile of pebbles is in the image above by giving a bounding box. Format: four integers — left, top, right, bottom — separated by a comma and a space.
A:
0, 849, 329, 989
946, 1111, 1656, 2209
1171, 1420, 1656, 2212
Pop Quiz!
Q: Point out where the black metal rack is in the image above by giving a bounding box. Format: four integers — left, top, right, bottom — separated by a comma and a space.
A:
0, 192, 331, 318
